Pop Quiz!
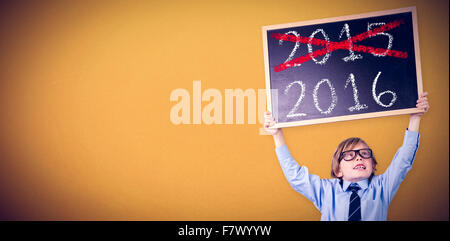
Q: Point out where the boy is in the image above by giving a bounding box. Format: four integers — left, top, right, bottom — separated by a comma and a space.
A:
264, 92, 429, 221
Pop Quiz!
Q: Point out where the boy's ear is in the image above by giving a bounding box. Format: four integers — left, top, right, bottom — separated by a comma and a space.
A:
335, 168, 343, 178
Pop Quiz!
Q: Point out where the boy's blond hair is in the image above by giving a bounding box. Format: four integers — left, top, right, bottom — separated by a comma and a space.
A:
331, 137, 378, 179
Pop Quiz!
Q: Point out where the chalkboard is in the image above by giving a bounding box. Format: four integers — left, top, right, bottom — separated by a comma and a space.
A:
262, 7, 423, 128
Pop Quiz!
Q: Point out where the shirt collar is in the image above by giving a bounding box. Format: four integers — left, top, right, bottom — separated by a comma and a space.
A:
342, 179, 369, 191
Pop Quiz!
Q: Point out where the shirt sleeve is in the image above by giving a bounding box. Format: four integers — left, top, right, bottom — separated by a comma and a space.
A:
379, 129, 420, 204
275, 144, 325, 211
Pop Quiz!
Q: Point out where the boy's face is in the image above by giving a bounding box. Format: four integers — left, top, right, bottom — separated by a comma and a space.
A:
336, 142, 374, 182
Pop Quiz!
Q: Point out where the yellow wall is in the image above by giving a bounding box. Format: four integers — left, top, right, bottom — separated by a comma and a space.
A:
0, 0, 447, 220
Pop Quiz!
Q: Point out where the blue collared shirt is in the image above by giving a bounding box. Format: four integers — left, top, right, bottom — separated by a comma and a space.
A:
275, 130, 419, 221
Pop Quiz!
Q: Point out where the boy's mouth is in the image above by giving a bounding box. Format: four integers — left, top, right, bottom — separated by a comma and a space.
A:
353, 164, 366, 170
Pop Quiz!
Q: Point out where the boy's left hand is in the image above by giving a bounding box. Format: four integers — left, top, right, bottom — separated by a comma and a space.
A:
411, 92, 429, 118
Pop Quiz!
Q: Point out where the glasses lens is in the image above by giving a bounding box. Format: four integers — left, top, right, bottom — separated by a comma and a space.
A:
359, 149, 372, 158
342, 151, 356, 161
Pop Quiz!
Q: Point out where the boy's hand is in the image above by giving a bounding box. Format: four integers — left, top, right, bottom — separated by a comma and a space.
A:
264, 111, 281, 135
411, 92, 429, 118
408, 92, 429, 132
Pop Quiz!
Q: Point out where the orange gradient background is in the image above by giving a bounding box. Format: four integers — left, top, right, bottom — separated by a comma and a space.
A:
0, 0, 447, 220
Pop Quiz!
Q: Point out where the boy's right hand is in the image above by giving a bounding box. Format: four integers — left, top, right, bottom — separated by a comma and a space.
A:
264, 111, 281, 135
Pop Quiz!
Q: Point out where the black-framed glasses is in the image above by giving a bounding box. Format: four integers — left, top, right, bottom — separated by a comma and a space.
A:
340, 148, 372, 161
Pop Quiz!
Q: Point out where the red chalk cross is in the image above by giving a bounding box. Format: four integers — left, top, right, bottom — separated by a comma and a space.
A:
271, 19, 407, 72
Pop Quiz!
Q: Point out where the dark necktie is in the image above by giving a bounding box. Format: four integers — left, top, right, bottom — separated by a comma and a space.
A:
348, 183, 361, 221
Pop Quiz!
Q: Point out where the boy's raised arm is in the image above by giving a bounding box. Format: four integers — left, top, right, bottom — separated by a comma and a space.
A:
378, 92, 429, 203
264, 110, 326, 211
273, 130, 285, 148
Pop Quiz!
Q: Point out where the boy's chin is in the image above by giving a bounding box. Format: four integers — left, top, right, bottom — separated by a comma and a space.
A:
343, 173, 372, 182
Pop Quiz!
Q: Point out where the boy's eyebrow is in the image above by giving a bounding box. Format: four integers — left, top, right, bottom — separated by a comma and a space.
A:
343, 148, 370, 152
342, 141, 368, 152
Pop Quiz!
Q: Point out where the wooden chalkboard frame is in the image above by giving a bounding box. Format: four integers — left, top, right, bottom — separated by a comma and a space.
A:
262, 6, 423, 128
